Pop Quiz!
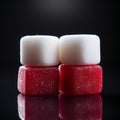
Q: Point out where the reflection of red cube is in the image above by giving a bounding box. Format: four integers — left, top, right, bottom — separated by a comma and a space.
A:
17, 66, 59, 95
59, 64, 102, 95
17, 94, 59, 120
59, 94, 102, 120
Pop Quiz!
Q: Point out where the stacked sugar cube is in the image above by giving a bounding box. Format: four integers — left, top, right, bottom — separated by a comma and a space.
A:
59, 35, 102, 95
17, 35, 59, 95
17, 34, 102, 95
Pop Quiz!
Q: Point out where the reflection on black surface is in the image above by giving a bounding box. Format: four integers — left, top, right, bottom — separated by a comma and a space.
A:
17, 94, 102, 120
17, 94, 59, 120
59, 94, 102, 120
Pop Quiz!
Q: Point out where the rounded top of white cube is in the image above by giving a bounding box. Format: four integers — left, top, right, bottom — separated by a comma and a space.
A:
20, 35, 59, 66
20, 35, 59, 42
60, 34, 100, 42
59, 34, 101, 65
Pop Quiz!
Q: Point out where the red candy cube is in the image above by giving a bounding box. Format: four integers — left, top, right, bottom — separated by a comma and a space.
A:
59, 64, 102, 95
17, 66, 59, 95
59, 94, 102, 120
17, 94, 58, 120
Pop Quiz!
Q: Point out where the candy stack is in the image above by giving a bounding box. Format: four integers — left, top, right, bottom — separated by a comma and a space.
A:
17, 35, 59, 95
17, 34, 102, 95
59, 34, 102, 95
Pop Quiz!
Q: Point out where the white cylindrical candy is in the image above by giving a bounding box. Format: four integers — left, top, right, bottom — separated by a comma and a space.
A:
20, 35, 59, 66
59, 34, 101, 65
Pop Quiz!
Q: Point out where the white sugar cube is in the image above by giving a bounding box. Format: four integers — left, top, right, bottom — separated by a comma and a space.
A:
59, 34, 101, 65
20, 35, 59, 66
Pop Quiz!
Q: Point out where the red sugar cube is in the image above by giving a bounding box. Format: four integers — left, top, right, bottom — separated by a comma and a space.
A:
59, 64, 102, 95
17, 66, 59, 95
59, 94, 102, 120
17, 94, 58, 120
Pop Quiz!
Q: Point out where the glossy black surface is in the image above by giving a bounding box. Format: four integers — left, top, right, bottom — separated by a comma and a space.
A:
0, 67, 120, 120
1, 0, 119, 119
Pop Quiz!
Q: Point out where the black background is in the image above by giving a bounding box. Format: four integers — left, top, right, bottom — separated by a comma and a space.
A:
1, 0, 120, 119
